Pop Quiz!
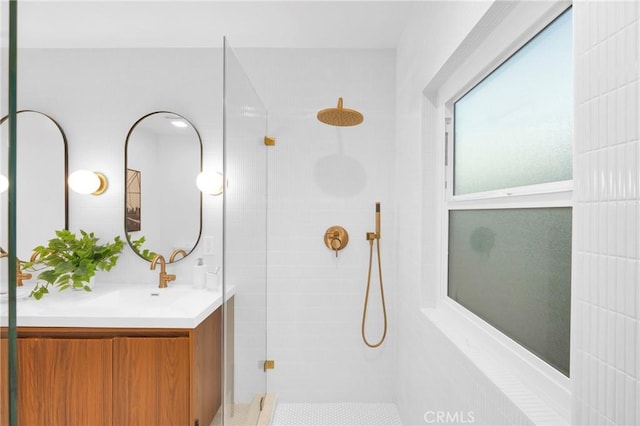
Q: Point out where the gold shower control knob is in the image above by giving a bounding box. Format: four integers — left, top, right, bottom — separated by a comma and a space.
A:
324, 226, 349, 257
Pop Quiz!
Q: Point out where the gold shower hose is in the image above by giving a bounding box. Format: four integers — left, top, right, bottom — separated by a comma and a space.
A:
361, 236, 387, 348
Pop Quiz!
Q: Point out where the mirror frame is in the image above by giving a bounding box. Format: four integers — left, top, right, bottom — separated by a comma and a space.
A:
0, 110, 69, 257
124, 110, 203, 263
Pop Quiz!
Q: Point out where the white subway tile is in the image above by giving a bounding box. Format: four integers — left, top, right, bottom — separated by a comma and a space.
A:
617, 86, 628, 146
616, 257, 626, 313
625, 317, 637, 377
625, 23, 638, 85
583, 301, 592, 351
617, 144, 627, 200
607, 148, 615, 201
587, 1, 596, 50
617, 202, 626, 257
606, 365, 615, 420
590, 150, 598, 202
616, 313, 626, 372
599, 306, 608, 360
600, 90, 609, 149
607, 203, 616, 256
627, 142, 638, 200
628, 377, 639, 425
606, 38, 615, 94
582, 351, 591, 401
607, 256, 616, 311
597, 202, 605, 254
599, 42, 607, 98
607, 309, 616, 365
598, 360, 607, 413
627, 203, 638, 259
599, 253, 608, 305
599, 152, 608, 201
628, 82, 639, 143
613, 31, 623, 90
615, 369, 626, 424
627, 259, 638, 319
591, 253, 599, 305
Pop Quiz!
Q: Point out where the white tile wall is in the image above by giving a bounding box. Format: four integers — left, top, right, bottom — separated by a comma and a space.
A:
572, 1, 640, 425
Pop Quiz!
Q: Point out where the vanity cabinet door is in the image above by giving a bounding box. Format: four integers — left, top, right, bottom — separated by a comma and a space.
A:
113, 336, 190, 426
17, 337, 113, 426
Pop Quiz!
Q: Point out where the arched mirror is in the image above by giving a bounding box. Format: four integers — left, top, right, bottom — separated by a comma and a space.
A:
0, 110, 68, 260
125, 111, 202, 262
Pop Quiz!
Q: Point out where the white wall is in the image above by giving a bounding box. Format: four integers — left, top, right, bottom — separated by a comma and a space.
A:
395, 1, 639, 425
16, 48, 224, 286
237, 48, 398, 402
572, 1, 639, 425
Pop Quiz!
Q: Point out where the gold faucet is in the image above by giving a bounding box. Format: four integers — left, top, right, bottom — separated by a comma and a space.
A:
169, 249, 187, 263
16, 260, 32, 287
0, 252, 32, 287
150, 254, 176, 288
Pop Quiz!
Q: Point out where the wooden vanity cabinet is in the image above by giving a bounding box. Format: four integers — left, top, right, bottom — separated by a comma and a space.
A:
1, 307, 222, 426
113, 336, 190, 425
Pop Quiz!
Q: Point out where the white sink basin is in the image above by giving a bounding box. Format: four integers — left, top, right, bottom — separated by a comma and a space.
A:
2, 283, 235, 329
78, 287, 190, 308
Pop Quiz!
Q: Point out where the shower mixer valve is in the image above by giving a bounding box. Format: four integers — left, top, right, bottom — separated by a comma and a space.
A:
324, 226, 349, 257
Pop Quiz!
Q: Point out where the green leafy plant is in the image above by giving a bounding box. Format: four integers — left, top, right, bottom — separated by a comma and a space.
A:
127, 234, 156, 261
24, 230, 125, 300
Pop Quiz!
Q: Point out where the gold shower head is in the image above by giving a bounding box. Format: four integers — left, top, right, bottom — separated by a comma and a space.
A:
317, 97, 364, 127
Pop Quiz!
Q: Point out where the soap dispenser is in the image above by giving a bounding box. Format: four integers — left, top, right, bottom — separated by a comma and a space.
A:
193, 258, 206, 289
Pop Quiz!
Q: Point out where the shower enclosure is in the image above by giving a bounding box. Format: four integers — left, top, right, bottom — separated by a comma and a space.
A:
220, 43, 399, 425
222, 38, 270, 425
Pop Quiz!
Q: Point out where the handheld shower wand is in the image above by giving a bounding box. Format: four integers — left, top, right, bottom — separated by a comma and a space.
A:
362, 202, 387, 348
367, 202, 381, 241
375, 202, 381, 238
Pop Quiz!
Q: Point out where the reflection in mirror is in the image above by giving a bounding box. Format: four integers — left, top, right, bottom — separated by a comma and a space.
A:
0, 110, 68, 261
125, 111, 202, 262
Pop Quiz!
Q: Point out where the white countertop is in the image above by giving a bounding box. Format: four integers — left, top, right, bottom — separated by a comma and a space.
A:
0, 282, 235, 329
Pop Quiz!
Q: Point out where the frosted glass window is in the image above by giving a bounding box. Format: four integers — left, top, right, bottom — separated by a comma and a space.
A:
448, 208, 571, 376
454, 8, 572, 195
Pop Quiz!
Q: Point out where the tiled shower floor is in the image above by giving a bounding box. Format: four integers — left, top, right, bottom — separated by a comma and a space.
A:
272, 403, 403, 426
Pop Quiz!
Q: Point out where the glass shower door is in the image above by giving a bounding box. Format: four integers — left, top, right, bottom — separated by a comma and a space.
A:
0, 1, 17, 424
222, 37, 268, 426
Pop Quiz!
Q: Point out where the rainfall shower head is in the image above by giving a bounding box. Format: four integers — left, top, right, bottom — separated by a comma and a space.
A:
317, 97, 364, 127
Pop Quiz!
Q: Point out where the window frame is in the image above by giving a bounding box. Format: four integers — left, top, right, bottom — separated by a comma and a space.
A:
438, 2, 574, 407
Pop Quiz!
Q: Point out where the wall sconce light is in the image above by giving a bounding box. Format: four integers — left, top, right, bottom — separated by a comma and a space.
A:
196, 171, 224, 195
0, 175, 8, 193
68, 170, 108, 195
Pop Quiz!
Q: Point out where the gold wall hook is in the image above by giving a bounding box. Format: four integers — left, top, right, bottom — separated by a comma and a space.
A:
324, 226, 349, 257
263, 360, 275, 371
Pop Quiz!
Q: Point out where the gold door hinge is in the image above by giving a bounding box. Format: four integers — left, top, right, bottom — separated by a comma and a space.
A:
263, 360, 275, 371
264, 136, 275, 146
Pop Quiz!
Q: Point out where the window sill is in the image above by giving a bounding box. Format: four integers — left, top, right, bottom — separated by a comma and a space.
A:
421, 302, 570, 425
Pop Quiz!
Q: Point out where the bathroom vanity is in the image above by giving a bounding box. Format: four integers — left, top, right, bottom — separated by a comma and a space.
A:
0, 283, 234, 426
